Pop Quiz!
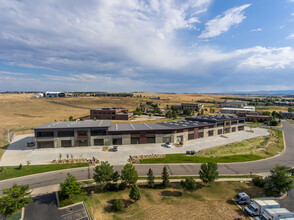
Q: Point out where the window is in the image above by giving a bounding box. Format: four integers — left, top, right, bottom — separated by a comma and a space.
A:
239, 120, 245, 124
78, 130, 88, 136
61, 140, 72, 147
177, 130, 184, 133
232, 127, 236, 132
37, 131, 54, 138
208, 130, 214, 136
37, 141, 54, 148
218, 129, 223, 135
58, 130, 74, 137
231, 121, 237, 125
225, 122, 230, 126
91, 129, 107, 136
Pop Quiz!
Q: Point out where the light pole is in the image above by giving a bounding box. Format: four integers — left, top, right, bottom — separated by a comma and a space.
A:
91, 191, 95, 220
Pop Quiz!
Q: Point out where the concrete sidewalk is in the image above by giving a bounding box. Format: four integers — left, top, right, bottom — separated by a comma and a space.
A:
0, 127, 269, 166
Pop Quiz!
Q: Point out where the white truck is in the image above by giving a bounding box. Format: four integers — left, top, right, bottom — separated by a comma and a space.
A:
244, 198, 280, 217
255, 208, 294, 220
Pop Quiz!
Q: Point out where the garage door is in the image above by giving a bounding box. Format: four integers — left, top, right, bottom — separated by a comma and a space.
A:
113, 138, 122, 145
94, 139, 104, 146
163, 137, 171, 143
188, 134, 194, 140
131, 138, 140, 144
146, 137, 156, 143
37, 141, 54, 148
61, 140, 72, 147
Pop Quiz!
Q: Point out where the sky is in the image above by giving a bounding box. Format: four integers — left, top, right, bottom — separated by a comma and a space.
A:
0, 0, 294, 93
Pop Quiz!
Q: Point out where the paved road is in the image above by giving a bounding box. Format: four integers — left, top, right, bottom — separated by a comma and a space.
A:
279, 189, 294, 212
0, 121, 293, 194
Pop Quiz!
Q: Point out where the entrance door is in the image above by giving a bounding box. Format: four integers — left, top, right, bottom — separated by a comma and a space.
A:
113, 138, 122, 145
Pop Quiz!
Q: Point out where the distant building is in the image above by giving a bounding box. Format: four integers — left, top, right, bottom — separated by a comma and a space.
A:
217, 101, 247, 108
90, 108, 133, 120
171, 103, 204, 112
279, 112, 294, 119
150, 97, 160, 100
220, 107, 255, 114
45, 91, 66, 98
34, 93, 44, 98
237, 111, 272, 122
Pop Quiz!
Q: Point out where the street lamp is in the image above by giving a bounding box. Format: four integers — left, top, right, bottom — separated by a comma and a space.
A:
91, 191, 95, 220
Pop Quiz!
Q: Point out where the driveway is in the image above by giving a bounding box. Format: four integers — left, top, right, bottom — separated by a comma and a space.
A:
0, 127, 268, 166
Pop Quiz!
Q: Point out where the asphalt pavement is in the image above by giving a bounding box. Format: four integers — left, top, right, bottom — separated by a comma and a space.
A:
0, 121, 293, 194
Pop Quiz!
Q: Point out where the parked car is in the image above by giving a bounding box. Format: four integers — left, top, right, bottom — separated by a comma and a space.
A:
113, 146, 118, 151
164, 142, 172, 148
244, 198, 280, 217
27, 142, 35, 147
235, 192, 250, 205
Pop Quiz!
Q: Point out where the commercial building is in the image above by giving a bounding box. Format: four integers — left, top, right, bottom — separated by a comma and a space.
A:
45, 91, 66, 98
237, 112, 273, 122
279, 111, 294, 119
217, 101, 248, 108
34, 115, 245, 148
90, 108, 133, 120
220, 107, 255, 114
171, 103, 204, 112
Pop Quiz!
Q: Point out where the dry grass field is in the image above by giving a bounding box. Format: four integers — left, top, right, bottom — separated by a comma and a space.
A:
79, 181, 264, 220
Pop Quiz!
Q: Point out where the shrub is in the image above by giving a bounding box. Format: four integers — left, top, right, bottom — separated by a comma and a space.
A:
119, 182, 127, 190
129, 185, 141, 202
252, 176, 265, 187
113, 199, 124, 212
18, 163, 23, 170
181, 177, 197, 191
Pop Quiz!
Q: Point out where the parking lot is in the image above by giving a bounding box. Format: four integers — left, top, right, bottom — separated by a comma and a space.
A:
1, 127, 269, 166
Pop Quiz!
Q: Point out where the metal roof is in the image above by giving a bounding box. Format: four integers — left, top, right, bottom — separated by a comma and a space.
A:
186, 114, 242, 122
109, 122, 171, 131
158, 120, 213, 129
35, 120, 111, 129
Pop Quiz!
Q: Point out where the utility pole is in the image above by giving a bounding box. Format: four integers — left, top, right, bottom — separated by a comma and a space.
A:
91, 191, 95, 220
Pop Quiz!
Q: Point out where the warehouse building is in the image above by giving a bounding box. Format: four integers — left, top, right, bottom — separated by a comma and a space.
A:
34, 115, 245, 148
171, 103, 204, 112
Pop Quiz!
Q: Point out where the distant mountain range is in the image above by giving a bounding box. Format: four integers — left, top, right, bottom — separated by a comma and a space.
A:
206, 90, 294, 96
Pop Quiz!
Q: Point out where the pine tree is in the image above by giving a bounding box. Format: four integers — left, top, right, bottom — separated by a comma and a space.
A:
147, 168, 155, 188
199, 162, 219, 186
129, 185, 141, 202
161, 166, 170, 188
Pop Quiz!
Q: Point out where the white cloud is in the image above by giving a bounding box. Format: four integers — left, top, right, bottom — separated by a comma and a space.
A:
250, 28, 262, 32
286, 34, 294, 39
199, 4, 251, 38
291, 12, 294, 16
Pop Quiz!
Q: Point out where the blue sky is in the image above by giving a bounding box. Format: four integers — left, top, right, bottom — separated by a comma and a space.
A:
0, 0, 294, 92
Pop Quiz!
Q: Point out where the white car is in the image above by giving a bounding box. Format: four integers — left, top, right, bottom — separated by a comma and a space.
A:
164, 142, 172, 148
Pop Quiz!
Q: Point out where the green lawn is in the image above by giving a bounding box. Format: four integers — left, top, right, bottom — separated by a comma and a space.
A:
270, 128, 283, 138
139, 153, 264, 164
0, 163, 89, 181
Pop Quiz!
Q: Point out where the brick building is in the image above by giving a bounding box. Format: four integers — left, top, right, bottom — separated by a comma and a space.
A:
90, 108, 133, 120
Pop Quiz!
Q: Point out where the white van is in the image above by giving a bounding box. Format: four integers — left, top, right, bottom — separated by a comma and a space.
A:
255, 208, 294, 220
244, 199, 280, 216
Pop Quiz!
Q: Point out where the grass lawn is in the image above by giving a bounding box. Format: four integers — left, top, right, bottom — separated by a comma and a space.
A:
140, 154, 264, 163
140, 134, 284, 164
0, 163, 88, 181
62, 181, 264, 220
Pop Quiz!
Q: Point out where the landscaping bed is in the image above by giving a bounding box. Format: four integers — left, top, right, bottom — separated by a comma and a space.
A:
59, 181, 264, 220
0, 163, 88, 181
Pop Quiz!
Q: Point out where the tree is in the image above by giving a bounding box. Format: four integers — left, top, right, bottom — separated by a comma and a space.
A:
93, 161, 116, 190
121, 163, 138, 186
199, 162, 219, 186
69, 116, 74, 121
0, 184, 32, 217
183, 109, 192, 116
264, 165, 293, 196
270, 120, 279, 126
181, 177, 197, 191
129, 185, 141, 202
161, 166, 170, 188
60, 173, 81, 199
147, 168, 155, 188
288, 107, 294, 112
